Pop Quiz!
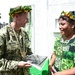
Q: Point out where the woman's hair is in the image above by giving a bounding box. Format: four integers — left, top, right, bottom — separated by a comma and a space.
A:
58, 15, 75, 25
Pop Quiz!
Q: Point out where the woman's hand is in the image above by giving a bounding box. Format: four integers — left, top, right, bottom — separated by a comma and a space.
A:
49, 64, 57, 75
53, 72, 62, 75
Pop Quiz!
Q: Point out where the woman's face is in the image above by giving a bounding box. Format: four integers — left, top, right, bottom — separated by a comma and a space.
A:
59, 18, 74, 37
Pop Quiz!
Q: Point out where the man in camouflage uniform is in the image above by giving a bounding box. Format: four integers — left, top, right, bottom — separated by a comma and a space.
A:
0, 5, 33, 75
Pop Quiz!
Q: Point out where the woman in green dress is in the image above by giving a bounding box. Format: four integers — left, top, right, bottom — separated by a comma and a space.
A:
49, 11, 75, 75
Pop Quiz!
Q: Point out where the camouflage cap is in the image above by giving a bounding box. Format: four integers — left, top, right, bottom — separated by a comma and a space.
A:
9, 5, 32, 18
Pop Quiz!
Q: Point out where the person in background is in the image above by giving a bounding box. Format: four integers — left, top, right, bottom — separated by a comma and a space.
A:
49, 11, 75, 75
0, 5, 33, 75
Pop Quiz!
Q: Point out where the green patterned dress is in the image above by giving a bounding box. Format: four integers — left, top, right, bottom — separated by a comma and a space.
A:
54, 36, 75, 71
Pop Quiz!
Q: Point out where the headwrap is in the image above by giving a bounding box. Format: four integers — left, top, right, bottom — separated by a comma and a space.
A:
60, 11, 75, 20
9, 5, 32, 18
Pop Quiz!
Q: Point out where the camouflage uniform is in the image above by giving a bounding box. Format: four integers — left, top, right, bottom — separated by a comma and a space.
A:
0, 25, 32, 75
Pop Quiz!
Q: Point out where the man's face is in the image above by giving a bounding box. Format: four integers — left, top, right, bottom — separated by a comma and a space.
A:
17, 13, 29, 27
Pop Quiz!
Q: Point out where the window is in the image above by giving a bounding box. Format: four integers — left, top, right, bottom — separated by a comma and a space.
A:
48, 0, 69, 5
54, 19, 60, 32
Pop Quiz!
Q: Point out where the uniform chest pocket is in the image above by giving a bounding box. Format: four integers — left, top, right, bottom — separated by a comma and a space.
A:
6, 40, 19, 51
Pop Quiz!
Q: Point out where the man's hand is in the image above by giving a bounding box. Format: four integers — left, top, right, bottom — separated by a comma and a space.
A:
18, 61, 32, 68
